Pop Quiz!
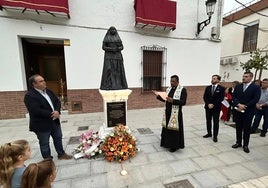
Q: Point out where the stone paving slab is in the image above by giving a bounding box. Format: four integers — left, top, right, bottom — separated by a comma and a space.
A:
72, 174, 107, 188
192, 143, 221, 156
147, 151, 176, 163
138, 143, 158, 153
242, 158, 268, 177
173, 148, 200, 160
192, 155, 226, 170
107, 167, 146, 188
215, 151, 248, 165
141, 163, 175, 181
1, 104, 268, 187
213, 142, 235, 152
169, 158, 201, 176
136, 135, 160, 144
191, 169, 232, 188
220, 164, 257, 183
185, 137, 200, 146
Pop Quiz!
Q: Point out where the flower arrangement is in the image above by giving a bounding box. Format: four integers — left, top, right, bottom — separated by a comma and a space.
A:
101, 124, 137, 163
73, 130, 102, 159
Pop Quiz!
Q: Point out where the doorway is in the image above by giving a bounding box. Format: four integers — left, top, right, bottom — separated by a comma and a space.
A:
22, 38, 67, 100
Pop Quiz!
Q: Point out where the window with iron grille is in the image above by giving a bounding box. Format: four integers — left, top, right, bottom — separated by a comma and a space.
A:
242, 23, 259, 52
141, 45, 166, 92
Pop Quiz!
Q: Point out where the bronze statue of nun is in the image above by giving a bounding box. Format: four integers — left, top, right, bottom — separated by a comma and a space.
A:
100, 26, 128, 90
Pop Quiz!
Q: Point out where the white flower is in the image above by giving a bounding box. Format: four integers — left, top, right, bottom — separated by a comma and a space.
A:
91, 152, 95, 156
99, 150, 102, 154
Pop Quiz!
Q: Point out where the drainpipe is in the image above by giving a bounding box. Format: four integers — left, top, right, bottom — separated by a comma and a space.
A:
196, 0, 200, 37
211, 0, 224, 42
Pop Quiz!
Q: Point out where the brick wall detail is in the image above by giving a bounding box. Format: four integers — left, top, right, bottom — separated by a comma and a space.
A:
0, 91, 27, 119
66, 86, 207, 114
1, 84, 234, 119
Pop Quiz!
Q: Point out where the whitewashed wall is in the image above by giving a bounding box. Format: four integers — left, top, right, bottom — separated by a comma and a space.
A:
220, 8, 268, 82
0, 0, 223, 91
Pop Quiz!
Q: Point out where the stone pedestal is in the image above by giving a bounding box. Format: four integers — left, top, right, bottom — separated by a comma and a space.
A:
99, 89, 132, 138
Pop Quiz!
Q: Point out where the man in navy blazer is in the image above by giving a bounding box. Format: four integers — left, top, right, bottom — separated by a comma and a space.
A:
232, 72, 261, 153
24, 74, 72, 160
203, 75, 225, 142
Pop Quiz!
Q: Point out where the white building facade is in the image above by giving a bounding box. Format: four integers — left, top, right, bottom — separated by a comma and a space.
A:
220, 0, 268, 82
0, 0, 224, 119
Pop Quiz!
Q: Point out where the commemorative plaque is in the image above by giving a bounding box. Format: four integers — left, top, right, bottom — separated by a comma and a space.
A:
107, 102, 126, 127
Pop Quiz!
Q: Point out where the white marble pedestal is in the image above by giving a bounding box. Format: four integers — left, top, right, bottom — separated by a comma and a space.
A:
98, 89, 132, 139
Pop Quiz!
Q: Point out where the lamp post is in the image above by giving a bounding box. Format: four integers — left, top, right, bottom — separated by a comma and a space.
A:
197, 0, 217, 35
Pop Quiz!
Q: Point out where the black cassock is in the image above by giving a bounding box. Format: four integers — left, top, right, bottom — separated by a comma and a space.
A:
157, 86, 187, 149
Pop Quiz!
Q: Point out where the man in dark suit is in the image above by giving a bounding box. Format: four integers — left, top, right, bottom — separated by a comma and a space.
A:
232, 72, 261, 153
24, 74, 72, 160
203, 75, 225, 142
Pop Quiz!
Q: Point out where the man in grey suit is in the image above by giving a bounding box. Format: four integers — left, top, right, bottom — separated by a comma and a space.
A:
232, 72, 261, 153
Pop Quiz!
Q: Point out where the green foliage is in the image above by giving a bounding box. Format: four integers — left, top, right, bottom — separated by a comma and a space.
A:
240, 49, 268, 80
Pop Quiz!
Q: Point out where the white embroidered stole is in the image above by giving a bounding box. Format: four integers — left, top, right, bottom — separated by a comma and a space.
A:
161, 85, 183, 131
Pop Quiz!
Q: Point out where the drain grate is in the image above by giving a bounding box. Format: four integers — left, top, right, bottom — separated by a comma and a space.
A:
77, 126, 89, 131
137, 128, 153, 134
68, 136, 80, 145
164, 179, 194, 188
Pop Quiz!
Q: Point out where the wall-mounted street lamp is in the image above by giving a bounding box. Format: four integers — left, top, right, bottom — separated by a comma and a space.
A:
197, 0, 217, 35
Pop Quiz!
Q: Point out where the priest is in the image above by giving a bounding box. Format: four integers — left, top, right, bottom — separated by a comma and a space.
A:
153, 75, 187, 152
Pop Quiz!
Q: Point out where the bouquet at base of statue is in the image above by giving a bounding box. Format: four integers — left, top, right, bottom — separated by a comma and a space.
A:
101, 124, 137, 163
73, 130, 102, 159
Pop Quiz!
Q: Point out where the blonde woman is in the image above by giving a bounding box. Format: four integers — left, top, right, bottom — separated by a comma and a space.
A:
0, 140, 31, 188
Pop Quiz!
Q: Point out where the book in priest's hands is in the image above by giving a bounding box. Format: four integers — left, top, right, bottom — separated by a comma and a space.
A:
153, 91, 168, 100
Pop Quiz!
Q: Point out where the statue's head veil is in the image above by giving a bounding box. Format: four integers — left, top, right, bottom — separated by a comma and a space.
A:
103, 26, 122, 43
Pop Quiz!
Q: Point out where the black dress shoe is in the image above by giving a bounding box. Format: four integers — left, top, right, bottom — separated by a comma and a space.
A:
243, 146, 250, 153
260, 131, 266, 137
203, 134, 212, 138
213, 137, 218, 142
169, 148, 176, 152
232, 143, 242, 148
